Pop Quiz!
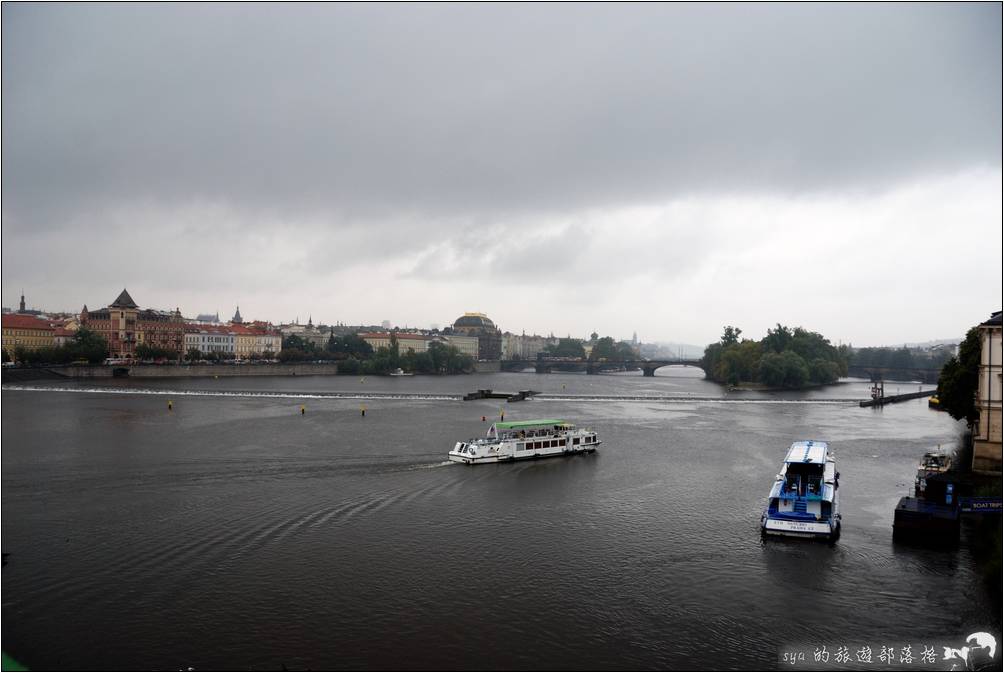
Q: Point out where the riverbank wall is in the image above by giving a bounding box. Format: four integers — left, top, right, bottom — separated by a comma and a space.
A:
2, 363, 340, 381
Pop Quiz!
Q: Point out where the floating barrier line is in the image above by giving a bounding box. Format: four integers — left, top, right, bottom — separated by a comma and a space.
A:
0, 385, 461, 401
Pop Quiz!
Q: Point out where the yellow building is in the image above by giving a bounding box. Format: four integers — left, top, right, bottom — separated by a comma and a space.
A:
230, 324, 257, 360
443, 334, 480, 358
2, 314, 55, 359
358, 332, 433, 354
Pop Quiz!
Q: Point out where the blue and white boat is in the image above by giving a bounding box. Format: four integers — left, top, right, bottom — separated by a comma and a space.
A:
761, 440, 840, 540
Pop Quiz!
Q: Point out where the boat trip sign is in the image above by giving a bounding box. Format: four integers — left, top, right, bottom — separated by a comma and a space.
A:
958, 497, 1003, 513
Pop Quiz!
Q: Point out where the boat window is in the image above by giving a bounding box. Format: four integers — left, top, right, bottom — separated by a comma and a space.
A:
558, 439, 566, 446
573, 437, 580, 445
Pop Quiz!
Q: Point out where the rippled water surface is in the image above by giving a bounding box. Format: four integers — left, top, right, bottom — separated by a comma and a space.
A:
2, 370, 999, 669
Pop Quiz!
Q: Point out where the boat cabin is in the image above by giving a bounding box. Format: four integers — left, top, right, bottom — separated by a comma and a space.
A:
487, 419, 572, 441
767, 441, 837, 519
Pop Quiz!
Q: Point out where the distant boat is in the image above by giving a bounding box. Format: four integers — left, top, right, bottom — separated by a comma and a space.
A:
761, 440, 840, 541
389, 368, 413, 377
449, 419, 600, 464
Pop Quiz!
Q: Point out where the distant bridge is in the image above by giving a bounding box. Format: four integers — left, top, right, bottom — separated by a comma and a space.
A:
846, 365, 942, 385
500, 358, 705, 377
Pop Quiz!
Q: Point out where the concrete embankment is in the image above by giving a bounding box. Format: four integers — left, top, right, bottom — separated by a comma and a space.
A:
859, 389, 936, 407
3, 363, 340, 381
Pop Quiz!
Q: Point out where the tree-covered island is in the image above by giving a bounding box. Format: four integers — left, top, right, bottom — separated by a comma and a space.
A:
700, 324, 851, 388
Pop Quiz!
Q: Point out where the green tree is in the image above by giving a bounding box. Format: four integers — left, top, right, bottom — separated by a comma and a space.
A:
721, 326, 743, 347
780, 351, 810, 387
186, 347, 202, 362
337, 357, 361, 374
937, 327, 981, 424
701, 342, 724, 380
67, 327, 110, 363
763, 324, 793, 354
758, 352, 786, 387
427, 341, 474, 374
136, 343, 179, 360
716, 340, 762, 385
282, 334, 319, 355
808, 358, 841, 385
325, 334, 374, 360
589, 336, 618, 361
544, 338, 586, 359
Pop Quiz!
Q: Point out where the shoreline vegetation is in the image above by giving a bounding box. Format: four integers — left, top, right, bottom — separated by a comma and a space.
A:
700, 324, 851, 390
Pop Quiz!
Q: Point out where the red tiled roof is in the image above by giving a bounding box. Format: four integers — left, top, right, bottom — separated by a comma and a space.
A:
184, 323, 235, 335
2, 314, 55, 330
228, 323, 280, 336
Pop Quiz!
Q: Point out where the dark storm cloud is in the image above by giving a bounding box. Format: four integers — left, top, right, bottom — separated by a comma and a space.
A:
2, 2, 1001, 231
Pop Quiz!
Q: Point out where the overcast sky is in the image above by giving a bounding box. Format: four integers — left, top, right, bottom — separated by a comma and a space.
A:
2, 3, 1001, 346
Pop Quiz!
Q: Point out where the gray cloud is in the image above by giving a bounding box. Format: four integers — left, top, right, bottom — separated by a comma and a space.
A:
3, 2, 1000, 229
2, 4, 1001, 344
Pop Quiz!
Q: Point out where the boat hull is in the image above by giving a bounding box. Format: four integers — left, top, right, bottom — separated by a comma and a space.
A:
448, 443, 600, 465
761, 515, 839, 540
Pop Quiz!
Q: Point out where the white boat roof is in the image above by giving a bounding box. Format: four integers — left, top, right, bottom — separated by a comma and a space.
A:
784, 440, 830, 465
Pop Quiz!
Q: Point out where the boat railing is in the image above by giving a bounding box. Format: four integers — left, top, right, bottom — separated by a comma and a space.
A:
778, 486, 825, 501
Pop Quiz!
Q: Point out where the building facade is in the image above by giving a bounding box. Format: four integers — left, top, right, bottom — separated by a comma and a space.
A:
280, 318, 329, 350
501, 332, 556, 360
248, 321, 282, 356
184, 324, 236, 356
973, 310, 1002, 473
358, 332, 434, 354
443, 334, 479, 358
2, 314, 55, 359
450, 312, 502, 360
80, 289, 185, 359
230, 322, 283, 359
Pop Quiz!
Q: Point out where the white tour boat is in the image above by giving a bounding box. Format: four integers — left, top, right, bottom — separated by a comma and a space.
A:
761, 440, 841, 540
449, 419, 600, 464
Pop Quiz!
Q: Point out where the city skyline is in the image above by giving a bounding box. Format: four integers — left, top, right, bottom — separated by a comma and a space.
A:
2, 3, 1001, 347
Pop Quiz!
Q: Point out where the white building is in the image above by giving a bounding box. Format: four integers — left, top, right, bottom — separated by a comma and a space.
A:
184, 324, 236, 355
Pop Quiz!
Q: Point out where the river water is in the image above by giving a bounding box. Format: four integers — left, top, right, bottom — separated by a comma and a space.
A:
2, 370, 1000, 670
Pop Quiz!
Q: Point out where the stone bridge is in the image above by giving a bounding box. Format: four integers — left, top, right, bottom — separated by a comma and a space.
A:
501, 358, 705, 377
846, 365, 942, 385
